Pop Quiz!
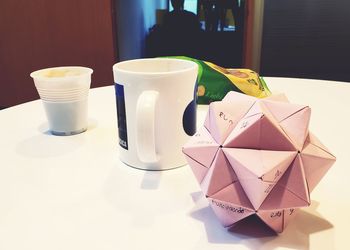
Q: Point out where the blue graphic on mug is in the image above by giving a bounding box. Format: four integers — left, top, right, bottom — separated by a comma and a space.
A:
183, 79, 198, 136
115, 83, 128, 150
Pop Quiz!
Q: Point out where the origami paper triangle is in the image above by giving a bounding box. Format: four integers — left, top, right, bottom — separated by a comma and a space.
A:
224, 148, 296, 178
259, 114, 297, 151
205, 102, 237, 145
262, 99, 307, 123
222, 90, 257, 104
257, 210, 284, 233
278, 154, 310, 204
258, 208, 299, 233
264, 93, 290, 103
235, 179, 274, 210
223, 148, 297, 210
306, 132, 332, 154
221, 91, 257, 125
283, 208, 299, 229
210, 181, 254, 209
279, 107, 311, 151
301, 139, 336, 192
209, 182, 255, 227
260, 150, 297, 181
259, 183, 310, 210
223, 113, 262, 149
243, 100, 268, 119
201, 149, 239, 197
184, 155, 209, 184
225, 112, 296, 151
183, 126, 219, 168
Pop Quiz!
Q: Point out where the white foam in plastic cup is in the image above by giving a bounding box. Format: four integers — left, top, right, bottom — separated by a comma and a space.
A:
30, 66, 93, 135
31, 66, 93, 90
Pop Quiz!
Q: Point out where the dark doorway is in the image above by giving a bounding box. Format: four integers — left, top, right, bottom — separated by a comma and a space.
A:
146, 0, 246, 68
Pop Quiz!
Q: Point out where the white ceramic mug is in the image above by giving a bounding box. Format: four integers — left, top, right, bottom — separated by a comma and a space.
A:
113, 58, 198, 170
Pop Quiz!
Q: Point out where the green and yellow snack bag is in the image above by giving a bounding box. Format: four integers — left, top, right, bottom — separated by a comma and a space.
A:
169, 56, 271, 104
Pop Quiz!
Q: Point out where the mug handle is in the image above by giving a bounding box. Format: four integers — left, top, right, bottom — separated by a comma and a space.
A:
136, 90, 159, 163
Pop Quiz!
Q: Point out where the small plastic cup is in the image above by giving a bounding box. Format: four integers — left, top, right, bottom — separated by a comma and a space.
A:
30, 66, 93, 135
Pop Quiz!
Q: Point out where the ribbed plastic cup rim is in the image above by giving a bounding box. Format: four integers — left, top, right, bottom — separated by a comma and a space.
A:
36, 86, 89, 93
40, 96, 89, 103
38, 91, 89, 101
30, 66, 93, 90
37, 89, 89, 96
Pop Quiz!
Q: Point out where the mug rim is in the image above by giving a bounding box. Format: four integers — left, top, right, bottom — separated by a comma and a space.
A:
112, 58, 198, 75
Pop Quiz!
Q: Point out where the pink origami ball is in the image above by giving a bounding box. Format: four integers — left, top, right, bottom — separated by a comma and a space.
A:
183, 92, 336, 233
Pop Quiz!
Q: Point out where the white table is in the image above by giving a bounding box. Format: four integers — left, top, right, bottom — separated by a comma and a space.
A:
0, 77, 349, 250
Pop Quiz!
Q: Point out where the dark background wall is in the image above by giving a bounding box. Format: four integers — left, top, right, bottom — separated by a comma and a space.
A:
0, 0, 117, 108
2, 0, 348, 109
260, 0, 350, 82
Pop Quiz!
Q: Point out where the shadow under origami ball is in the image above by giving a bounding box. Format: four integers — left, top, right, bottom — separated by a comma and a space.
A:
183, 91, 336, 233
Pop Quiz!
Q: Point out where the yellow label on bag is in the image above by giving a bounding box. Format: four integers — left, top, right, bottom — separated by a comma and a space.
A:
205, 62, 270, 98
165, 56, 271, 104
